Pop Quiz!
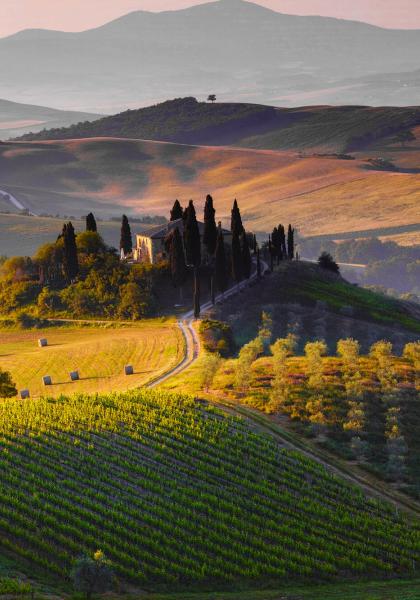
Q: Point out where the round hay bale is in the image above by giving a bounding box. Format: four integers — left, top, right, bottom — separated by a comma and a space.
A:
70, 371, 80, 381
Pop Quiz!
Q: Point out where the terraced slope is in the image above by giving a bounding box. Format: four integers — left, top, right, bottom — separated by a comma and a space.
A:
0, 390, 418, 588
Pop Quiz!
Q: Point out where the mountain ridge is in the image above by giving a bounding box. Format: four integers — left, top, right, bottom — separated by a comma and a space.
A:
1, 0, 419, 112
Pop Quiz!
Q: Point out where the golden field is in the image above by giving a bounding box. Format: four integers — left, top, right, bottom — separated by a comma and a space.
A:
0, 134, 419, 249
0, 321, 183, 398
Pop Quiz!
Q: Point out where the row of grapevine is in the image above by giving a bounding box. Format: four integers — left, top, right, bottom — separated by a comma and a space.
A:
0, 390, 418, 587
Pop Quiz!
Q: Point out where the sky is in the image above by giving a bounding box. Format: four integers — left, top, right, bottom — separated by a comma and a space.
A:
0, 0, 419, 38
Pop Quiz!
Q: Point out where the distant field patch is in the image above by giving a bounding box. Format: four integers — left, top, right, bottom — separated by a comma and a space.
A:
0, 321, 183, 397
0, 120, 45, 130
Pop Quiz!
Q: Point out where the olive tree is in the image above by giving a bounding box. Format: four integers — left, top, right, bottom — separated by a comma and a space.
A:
71, 550, 114, 600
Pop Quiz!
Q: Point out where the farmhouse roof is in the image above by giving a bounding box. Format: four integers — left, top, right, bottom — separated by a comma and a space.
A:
137, 218, 231, 240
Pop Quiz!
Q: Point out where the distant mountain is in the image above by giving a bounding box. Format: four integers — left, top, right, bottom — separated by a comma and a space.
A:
1, 0, 420, 112
16, 97, 420, 154
0, 98, 101, 140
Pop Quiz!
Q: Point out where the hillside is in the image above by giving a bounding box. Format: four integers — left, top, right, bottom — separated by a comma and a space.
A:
16, 98, 420, 154
0, 98, 100, 141
0, 388, 418, 590
209, 261, 420, 352
1, 0, 420, 112
0, 136, 419, 248
0, 322, 183, 398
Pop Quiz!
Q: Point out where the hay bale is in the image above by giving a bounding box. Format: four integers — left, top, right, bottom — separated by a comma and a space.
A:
42, 376, 52, 386
20, 389, 30, 399
38, 338, 48, 347
70, 371, 80, 381
125, 365, 134, 376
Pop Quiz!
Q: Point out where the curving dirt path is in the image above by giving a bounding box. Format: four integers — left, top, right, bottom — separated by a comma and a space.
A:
148, 258, 268, 388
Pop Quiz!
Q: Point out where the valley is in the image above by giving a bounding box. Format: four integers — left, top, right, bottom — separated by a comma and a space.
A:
0, 3, 419, 597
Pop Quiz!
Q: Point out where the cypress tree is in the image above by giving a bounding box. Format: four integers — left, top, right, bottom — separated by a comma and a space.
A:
169, 227, 187, 303
86, 212, 97, 232
279, 224, 286, 257
253, 234, 257, 255
203, 194, 217, 257
170, 199, 183, 221
203, 194, 218, 304
215, 223, 228, 295
231, 230, 243, 284
120, 215, 133, 257
272, 227, 279, 263
257, 246, 261, 279
184, 200, 201, 317
62, 222, 79, 282
184, 201, 201, 267
241, 233, 252, 280
231, 199, 244, 237
287, 224, 295, 260
268, 235, 274, 271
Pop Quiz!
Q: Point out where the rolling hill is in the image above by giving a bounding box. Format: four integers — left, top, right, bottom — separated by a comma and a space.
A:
0, 98, 101, 141
0, 134, 419, 251
16, 98, 420, 154
0, 388, 418, 590
1, 0, 420, 113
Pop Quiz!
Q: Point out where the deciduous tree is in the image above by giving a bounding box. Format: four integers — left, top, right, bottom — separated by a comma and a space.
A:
0, 369, 17, 398
71, 550, 114, 600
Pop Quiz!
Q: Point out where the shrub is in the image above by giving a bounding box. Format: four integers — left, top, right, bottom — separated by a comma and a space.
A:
199, 319, 234, 357
0, 369, 17, 398
0, 577, 31, 595
318, 252, 339, 274
71, 550, 114, 600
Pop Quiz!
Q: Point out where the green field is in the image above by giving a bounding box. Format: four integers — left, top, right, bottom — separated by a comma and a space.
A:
0, 321, 183, 397
148, 578, 420, 599
0, 213, 122, 257
0, 389, 418, 591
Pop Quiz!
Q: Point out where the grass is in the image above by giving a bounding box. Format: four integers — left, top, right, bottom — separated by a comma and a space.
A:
284, 274, 420, 334
0, 135, 419, 248
0, 213, 123, 257
0, 320, 183, 397
207, 262, 420, 354
145, 578, 420, 599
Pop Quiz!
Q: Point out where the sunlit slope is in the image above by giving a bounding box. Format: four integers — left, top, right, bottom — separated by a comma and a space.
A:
0, 389, 418, 587
0, 323, 183, 398
1, 138, 419, 237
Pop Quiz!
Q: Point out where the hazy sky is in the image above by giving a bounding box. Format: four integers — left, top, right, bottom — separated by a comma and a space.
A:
1, 0, 419, 38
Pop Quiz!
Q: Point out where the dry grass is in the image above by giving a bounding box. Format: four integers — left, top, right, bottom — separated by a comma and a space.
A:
0, 320, 184, 398
0, 137, 418, 247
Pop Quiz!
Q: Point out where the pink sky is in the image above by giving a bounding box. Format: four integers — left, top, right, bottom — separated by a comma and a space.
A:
0, 0, 419, 38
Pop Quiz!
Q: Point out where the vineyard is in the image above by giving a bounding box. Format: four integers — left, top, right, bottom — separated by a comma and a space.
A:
0, 389, 418, 589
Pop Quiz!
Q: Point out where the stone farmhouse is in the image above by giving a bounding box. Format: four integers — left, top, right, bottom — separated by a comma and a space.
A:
134, 218, 232, 264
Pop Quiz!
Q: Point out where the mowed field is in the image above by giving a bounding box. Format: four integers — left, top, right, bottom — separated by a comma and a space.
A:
0, 321, 183, 398
0, 213, 123, 257
0, 137, 418, 251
